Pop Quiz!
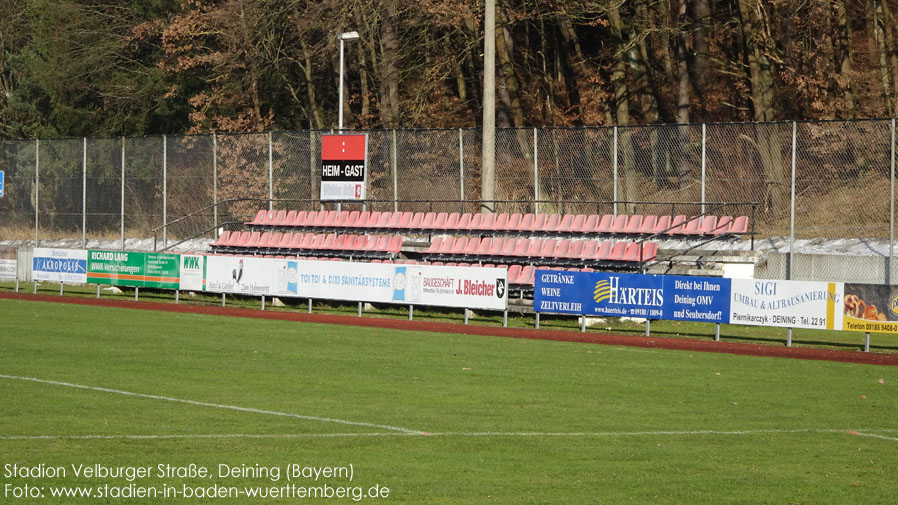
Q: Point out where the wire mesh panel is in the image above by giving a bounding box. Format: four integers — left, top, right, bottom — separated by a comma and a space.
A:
536, 127, 614, 215
494, 128, 534, 214
393, 129, 463, 213
37, 138, 84, 241
705, 122, 793, 236
0, 139, 36, 240
795, 120, 891, 240
165, 135, 215, 241
272, 130, 316, 209
461, 129, 482, 214
358, 130, 392, 212
85, 138, 123, 244
123, 136, 164, 238
215, 132, 271, 227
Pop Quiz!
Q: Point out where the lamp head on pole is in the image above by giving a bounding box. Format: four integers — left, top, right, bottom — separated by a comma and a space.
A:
339, 31, 360, 40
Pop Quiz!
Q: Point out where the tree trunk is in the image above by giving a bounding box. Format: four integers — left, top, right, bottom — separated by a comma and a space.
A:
833, 0, 856, 117
690, 0, 710, 100
871, 0, 894, 115
496, 8, 525, 128
607, 1, 637, 210
380, 7, 401, 128
676, 0, 692, 125
558, 14, 584, 125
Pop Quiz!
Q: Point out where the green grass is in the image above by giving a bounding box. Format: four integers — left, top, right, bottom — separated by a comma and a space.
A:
1, 297, 898, 504
4, 280, 898, 354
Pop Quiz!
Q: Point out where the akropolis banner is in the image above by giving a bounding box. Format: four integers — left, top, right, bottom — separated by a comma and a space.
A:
33, 248, 87, 284
203, 256, 508, 310
87, 250, 180, 289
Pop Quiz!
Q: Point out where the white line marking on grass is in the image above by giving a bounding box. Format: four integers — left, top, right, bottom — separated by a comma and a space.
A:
6, 428, 898, 441
850, 431, 898, 443
0, 374, 424, 435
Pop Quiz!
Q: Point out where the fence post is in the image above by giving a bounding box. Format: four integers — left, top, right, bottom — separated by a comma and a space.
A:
82, 137, 87, 248
163, 134, 168, 250
459, 129, 465, 208
613, 126, 618, 216
788, 121, 796, 280
35, 139, 39, 247
890, 118, 895, 284
392, 129, 398, 212
268, 131, 273, 210
121, 137, 125, 250
701, 123, 707, 214
213, 133, 218, 237
534, 127, 539, 214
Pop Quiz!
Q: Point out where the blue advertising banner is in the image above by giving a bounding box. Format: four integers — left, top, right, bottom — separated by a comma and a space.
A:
535, 270, 664, 318
661, 275, 731, 324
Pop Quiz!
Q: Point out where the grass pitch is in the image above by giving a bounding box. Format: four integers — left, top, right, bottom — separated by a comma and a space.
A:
1, 297, 897, 504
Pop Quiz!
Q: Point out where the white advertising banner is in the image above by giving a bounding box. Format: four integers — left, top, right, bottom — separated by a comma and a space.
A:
204, 255, 296, 296
32, 248, 87, 284
293, 261, 508, 310
179, 254, 206, 291
0, 246, 16, 280
730, 279, 843, 330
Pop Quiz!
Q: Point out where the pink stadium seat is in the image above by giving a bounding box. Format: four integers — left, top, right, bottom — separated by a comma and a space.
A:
457, 213, 474, 230
425, 236, 445, 254
340, 210, 360, 229
532, 214, 549, 232
385, 211, 404, 230
582, 214, 601, 233
329, 234, 348, 251
519, 213, 536, 232
652, 215, 672, 234
320, 233, 337, 250
261, 231, 279, 248
519, 265, 536, 285
431, 212, 448, 230
272, 210, 291, 227
506, 213, 523, 232
331, 210, 350, 229
623, 215, 643, 235
566, 240, 584, 259
385, 235, 403, 254
361, 211, 381, 229
606, 242, 628, 261
276, 232, 294, 250
246, 209, 267, 226
730, 216, 750, 234
500, 238, 519, 257
463, 237, 481, 256
641, 242, 658, 261
556, 214, 574, 233
312, 210, 332, 228
638, 215, 658, 235
370, 235, 390, 253
542, 214, 562, 233
476, 237, 494, 255
487, 237, 505, 256
361, 235, 379, 252
595, 214, 615, 233
289, 210, 307, 227
622, 242, 642, 261
552, 239, 571, 258
245, 231, 262, 248
300, 210, 318, 227
666, 215, 687, 235
492, 213, 509, 232
538, 239, 558, 258
418, 212, 435, 230
682, 216, 703, 235
609, 214, 629, 234
479, 213, 497, 231
698, 215, 718, 235
228, 231, 249, 248
308, 233, 326, 250
469, 213, 484, 231
593, 241, 612, 260
507, 264, 523, 284
294, 233, 312, 249
443, 212, 461, 231
374, 212, 391, 229
212, 230, 231, 247
396, 211, 414, 230
524, 238, 542, 257
512, 238, 530, 257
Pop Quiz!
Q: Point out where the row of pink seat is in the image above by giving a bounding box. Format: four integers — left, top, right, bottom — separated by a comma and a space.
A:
245, 209, 749, 237
423, 236, 657, 263
211, 230, 402, 256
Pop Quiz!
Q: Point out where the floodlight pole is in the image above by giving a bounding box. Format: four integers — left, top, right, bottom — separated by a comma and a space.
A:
338, 31, 360, 131
481, 0, 496, 213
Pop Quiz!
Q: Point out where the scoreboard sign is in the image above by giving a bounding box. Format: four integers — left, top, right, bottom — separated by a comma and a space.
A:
320, 134, 367, 201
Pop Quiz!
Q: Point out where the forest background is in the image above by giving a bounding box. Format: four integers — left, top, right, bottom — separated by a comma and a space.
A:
1, 0, 895, 139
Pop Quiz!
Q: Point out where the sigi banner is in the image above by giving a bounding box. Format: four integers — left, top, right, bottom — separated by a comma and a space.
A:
0, 246, 16, 280
33, 248, 87, 283
87, 250, 180, 289
729, 279, 843, 330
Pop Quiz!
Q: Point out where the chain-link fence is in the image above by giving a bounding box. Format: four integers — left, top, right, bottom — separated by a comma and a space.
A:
1, 119, 896, 281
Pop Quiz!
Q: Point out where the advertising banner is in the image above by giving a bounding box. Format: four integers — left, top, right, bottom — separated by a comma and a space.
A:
729, 279, 842, 330
842, 283, 898, 333
661, 275, 731, 324
294, 261, 508, 310
204, 255, 294, 296
320, 134, 367, 201
87, 250, 180, 289
179, 254, 206, 291
33, 248, 87, 283
535, 270, 664, 318
0, 246, 16, 280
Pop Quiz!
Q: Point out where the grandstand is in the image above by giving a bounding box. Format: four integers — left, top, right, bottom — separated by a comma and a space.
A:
208, 208, 752, 299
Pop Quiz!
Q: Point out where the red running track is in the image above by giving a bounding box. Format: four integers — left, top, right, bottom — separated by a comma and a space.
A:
2, 291, 897, 367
